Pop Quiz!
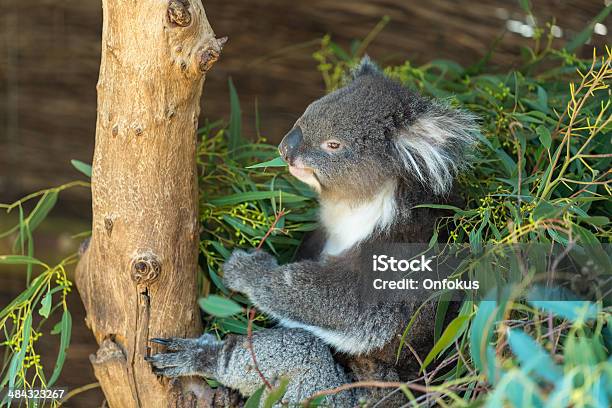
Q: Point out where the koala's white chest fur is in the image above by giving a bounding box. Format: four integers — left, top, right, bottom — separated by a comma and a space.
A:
320, 182, 397, 256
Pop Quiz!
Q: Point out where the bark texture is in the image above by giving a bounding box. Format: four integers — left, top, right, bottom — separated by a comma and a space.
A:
75, 1, 225, 406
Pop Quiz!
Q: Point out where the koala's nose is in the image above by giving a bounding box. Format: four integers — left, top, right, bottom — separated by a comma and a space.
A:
278, 127, 303, 164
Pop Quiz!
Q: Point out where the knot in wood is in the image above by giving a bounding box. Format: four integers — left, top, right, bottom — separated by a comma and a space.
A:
131, 253, 161, 284
198, 37, 228, 73
132, 124, 144, 136
168, 0, 191, 27
104, 216, 114, 236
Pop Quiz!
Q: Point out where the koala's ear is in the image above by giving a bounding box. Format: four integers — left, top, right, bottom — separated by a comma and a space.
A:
393, 103, 479, 195
352, 55, 382, 79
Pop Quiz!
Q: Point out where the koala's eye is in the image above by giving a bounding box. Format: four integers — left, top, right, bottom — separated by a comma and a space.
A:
322, 140, 342, 151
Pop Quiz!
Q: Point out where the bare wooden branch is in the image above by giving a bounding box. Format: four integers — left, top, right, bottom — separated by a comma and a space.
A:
75, 1, 224, 406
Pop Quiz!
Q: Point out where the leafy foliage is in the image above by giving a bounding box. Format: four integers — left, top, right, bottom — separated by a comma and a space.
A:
194, 111, 317, 335
0, 181, 88, 407
309, 9, 611, 407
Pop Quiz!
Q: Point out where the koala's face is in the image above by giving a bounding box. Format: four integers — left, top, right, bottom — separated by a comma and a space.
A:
278, 57, 478, 201
279, 61, 426, 201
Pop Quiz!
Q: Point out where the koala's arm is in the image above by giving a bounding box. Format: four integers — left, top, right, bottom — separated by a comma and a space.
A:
223, 250, 407, 353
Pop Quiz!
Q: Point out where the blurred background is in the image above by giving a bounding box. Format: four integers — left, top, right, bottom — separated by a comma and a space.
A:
0, 0, 610, 406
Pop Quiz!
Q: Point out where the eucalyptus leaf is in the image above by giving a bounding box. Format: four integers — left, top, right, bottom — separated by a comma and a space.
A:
422, 314, 470, 371
209, 191, 309, 206
263, 377, 289, 408
244, 386, 265, 408
536, 125, 551, 150
48, 309, 72, 386
507, 328, 562, 383
39, 291, 52, 318
70, 159, 92, 177
228, 78, 243, 157
14, 191, 58, 250
199, 295, 244, 317
246, 156, 287, 169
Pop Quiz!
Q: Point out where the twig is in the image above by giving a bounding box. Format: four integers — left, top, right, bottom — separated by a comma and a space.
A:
256, 209, 286, 250
247, 307, 273, 389
372, 354, 458, 408
59, 382, 101, 406
244, 209, 287, 389
455, 338, 476, 377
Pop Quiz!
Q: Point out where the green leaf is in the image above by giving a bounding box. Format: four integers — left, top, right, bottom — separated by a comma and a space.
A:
205, 378, 220, 388
207, 265, 228, 294
494, 148, 516, 176
421, 314, 470, 371
470, 300, 503, 379
433, 297, 451, 343
573, 223, 600, 246
50, 321, 62, 335
244, 385, 265, 408
8, 313, 31, 390
228, 78, 242, 157
329, 42, 351, 61
198, 295, 243, 317
0, 255, 45, 266
39, 291, 52, 318
576, 215, 609, 227
48, 309, 72, 386
14, 191, 58, 250
506, 328, 562, 383
412, 204, 464, 212
536, 125, 551, 150
469, 228, 482, 254
536, 86, 549, 113
28, 191, 58, 231
209, 191, 309, 206
532, 200, 558, 220
305, 395, 328, 407
209, 242, 231, 259
263, 377, 289, 408
223, 215, 261, 236
246, 156, 287, 169
0, 275, 47, 321
217, 317, 254, 335
519, 0, 531, 13
70, 159, 92, 178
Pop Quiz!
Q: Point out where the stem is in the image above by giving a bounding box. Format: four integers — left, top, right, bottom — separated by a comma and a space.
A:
247, 308, 272, 390
256, 210, 286, 250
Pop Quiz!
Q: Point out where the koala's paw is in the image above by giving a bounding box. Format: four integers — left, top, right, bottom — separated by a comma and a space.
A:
146, 334, 221, 378
222, 249, 277, 293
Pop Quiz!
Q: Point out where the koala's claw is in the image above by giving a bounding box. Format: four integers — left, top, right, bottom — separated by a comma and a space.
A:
149, 337, 170, 346
149, 335, 213, 351
147, 334, 221, 378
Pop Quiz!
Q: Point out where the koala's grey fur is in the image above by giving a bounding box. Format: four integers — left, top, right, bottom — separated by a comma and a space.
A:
148, 56, 478, 407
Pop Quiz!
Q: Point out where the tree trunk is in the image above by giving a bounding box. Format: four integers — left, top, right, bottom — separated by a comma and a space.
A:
75, 1, 225, 406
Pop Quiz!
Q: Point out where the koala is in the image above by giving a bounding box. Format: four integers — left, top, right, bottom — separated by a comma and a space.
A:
147, 56, 478, 406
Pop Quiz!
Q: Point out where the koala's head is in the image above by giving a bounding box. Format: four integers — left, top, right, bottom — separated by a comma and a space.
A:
279, 56, 478, 202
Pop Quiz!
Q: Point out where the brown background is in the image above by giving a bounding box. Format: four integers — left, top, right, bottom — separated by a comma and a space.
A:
0, 0, 610, 406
